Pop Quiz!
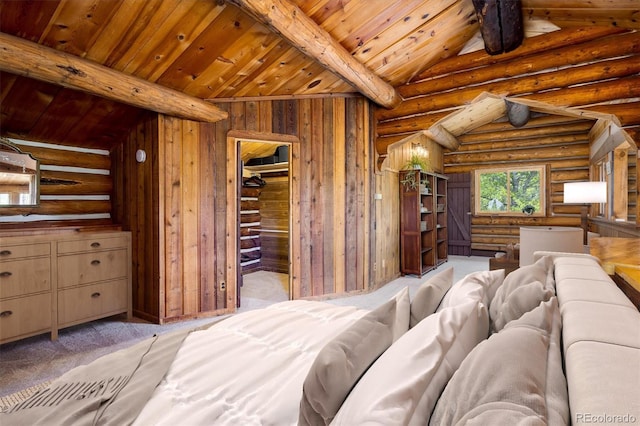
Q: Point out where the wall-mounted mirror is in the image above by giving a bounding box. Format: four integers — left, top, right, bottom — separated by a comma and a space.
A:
0, 138, 40, 207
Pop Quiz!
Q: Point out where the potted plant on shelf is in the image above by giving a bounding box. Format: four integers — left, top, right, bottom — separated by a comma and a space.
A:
403, 153, 430, 171
400, 171, 419, 191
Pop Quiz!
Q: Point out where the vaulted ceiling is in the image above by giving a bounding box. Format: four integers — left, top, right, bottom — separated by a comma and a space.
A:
0, 0, 638, 149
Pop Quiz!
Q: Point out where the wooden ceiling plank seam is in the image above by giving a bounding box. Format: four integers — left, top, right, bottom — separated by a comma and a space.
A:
212, 40, 292, 97
294, 69, 356, 96
205, 38, 286, 98
156, 5, 257, 91
379, 52, 640, 121
28, 89, 98, 143
120, 1, 224, 78
352, 0, 468, 80
233, 46, 306, 97
227, 0, 401, 108
1, 78, 62, 135
350, 0, 458, 60
39, 0, 125, 57
0, 72, 18, 104
112, 0, 183, 72
85, 0, 150, 65
35, 0, 70, 44
400, 31, 640, 99
0, 32, 228, 123
389, 19, 480, 84
300, 0, 347, 23
145, 2, 228, 83
253, 49, 325, 96
411, 26, 628, 82
0, 0, 62, 42
333, 1, 428, 52
186, 24, 284, 98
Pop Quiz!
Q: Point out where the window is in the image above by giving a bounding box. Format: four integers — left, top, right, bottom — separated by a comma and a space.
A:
474, 166, 545, 216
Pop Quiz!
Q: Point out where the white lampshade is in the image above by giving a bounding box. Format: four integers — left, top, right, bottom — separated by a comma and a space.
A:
563, 181, 607, 204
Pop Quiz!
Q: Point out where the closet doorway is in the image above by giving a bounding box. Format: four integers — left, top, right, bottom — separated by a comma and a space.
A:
237, 138, 292, 308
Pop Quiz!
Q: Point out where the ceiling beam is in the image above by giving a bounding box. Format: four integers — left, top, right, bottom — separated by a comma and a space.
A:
227, 0, 402, 109
0, 32, 228, 123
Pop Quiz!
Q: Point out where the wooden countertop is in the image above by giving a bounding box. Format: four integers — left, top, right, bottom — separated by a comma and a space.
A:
590, 237, 640, 275
615, 265, 640, 293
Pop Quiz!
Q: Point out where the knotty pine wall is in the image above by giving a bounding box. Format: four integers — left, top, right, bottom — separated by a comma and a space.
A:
113, 96, 376, 323
375, 28, 640, 254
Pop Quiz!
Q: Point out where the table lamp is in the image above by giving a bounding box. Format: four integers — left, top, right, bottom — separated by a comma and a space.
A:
563, 181, 607, 245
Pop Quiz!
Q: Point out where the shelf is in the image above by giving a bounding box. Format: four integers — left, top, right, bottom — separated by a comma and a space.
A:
400, 170, 448, 277
243, 161, 289, 173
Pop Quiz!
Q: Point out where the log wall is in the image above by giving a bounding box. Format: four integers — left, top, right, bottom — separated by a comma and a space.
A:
0, 139, 114, 228
113, 96, 374, 322
375, 27, 640, 254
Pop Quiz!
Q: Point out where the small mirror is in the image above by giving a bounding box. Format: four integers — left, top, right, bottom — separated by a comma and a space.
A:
0, 138, 40, 207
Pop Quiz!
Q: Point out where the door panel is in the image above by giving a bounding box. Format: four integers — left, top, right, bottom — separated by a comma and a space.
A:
446, 173, 472, 256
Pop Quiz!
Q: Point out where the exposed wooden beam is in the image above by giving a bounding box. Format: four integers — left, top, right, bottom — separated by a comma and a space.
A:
227, 0, 402, 109
472, 0, 524, 55
0, 32, 228, 123
425, 126, 460, 151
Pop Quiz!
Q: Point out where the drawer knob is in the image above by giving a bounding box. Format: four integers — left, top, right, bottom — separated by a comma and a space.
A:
0, 250, 11, 256
0, 271, 12, 278
91, 260, 101, 266
0, 310, 12, 318
91, 292, 101, 298
90, 242, 101, 248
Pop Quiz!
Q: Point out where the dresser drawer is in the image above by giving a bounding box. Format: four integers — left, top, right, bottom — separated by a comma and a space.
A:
58, 280, 128, 326
57, 249, 128, 288
0, 243, 50, 260
57, 236, 129, 255
0, 293, 52, 342
0, 257, 51, 298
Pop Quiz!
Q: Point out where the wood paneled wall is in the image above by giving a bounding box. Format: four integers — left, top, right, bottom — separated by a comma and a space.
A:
222, 97, 373, 299
112, 115, 223, 323
259, 174, 289, 274
113, 96, 374, 322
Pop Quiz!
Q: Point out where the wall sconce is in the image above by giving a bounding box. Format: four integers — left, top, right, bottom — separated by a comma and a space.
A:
136, 149, 147, 163
411, 143, 429, 159
563, 181, 607, 245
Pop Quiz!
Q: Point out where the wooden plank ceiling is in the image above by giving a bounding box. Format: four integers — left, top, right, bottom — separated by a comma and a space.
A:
0, 0, 638, 150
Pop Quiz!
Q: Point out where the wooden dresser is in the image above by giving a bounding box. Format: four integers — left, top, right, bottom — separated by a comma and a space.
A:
0, 231, 131, 344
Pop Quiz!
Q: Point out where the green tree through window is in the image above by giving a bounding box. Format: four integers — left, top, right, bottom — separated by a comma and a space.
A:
475, 166, 545, 216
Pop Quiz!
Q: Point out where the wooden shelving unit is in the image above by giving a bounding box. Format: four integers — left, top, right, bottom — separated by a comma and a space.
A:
399, 170, 448, 276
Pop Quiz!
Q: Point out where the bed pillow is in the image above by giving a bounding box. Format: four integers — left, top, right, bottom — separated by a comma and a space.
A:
489, 255, 554, 333
430, 297, 569, 425
331, 299, 489, 425
391, 286, 411, 341
410, 267, 453, 328
438, 269, 505, 311
299, 296, 400, 426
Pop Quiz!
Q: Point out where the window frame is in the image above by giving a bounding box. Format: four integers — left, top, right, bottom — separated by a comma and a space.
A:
474, 165, 546, 217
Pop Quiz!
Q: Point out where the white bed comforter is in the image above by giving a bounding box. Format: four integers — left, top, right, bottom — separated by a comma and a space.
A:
133, 300, 368, 426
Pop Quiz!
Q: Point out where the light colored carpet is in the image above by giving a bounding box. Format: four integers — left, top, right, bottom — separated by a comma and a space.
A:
0, 256, 488, 402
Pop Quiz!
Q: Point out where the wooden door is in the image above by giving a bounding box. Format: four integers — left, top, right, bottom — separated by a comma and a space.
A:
446, 173, 472, 256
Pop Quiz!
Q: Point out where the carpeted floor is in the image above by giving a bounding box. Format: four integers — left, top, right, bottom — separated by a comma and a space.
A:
0, 256, 488, 403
